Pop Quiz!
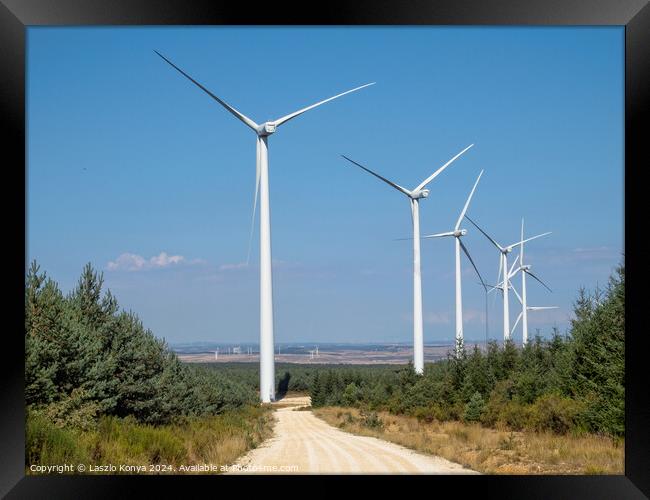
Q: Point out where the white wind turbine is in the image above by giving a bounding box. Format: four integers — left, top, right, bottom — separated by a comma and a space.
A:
422, 170, 487, 354
341, 144, 475, 374
505, 218, 556, 344
155, 51, 374, 402
465, 216, 550, 342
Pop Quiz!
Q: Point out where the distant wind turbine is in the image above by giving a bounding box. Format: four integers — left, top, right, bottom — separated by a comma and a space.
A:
505, 218, 556, 344
155, 51, 374, 402
422, 171, 487, 354
465, 216, 550, 342
341, 144, 474, 373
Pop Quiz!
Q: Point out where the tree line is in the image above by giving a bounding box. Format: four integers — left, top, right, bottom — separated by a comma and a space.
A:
25, 261, 256, 428
310, 263, 625, 437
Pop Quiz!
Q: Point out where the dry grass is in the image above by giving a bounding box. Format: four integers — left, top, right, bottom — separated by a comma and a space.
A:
314, 407, 623, 475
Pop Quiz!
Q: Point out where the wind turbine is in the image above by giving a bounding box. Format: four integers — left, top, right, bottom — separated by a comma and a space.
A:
465, 216, 550, 342
422, 171, 487, 354
506, 218, 556, 344
155, 51, 374, 403
341, 144, 475, 374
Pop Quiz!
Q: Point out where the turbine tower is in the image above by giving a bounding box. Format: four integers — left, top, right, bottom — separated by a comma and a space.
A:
507, 218, 556, 344
465, 216, 550, 342
341, 144, 474, 373
422, 171, 487, 354
155, 51, 374, 402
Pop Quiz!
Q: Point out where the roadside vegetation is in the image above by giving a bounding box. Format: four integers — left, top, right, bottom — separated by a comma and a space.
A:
310, 263, 625, 473
315, 407, 622, 474
25, 262, 271, 474
27, 406, 272, 474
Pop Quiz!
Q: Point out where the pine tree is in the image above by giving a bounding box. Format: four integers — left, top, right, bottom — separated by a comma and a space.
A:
568, 263, 624, 436
463, 391, 485, 422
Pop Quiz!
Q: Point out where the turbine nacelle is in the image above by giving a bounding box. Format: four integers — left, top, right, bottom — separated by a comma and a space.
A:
454, 229, 467, 237
256, 122, 277, 136
411, 189, 430, 200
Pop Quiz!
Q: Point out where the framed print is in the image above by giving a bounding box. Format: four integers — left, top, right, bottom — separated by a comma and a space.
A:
1, 0, 648, 497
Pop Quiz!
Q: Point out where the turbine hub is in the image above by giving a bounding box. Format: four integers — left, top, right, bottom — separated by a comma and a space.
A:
413, 189, 429, 199
454, 229, 466, 237
257, 122, 277, 136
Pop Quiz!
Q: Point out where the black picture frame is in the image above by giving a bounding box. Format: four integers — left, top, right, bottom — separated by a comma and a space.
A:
2, 0, 648, 497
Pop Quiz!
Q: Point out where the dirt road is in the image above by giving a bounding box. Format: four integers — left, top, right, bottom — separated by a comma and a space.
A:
228, 396, 478, 474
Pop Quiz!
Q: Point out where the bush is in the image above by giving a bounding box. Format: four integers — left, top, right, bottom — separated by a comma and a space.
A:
35, 388, 100, 431
529, 394, 584, 434
413, 406, 436, 423
481, 380, 513, 427
360, 411, 383, 429
499, 401, 530, 431
342, 382, 360, 406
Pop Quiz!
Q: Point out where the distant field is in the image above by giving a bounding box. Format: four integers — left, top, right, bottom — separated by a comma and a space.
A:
178, 345, 462, 365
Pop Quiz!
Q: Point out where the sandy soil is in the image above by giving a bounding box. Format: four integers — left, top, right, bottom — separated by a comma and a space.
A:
227, 396, 478, 474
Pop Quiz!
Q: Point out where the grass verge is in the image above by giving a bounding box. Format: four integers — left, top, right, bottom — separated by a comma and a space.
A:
314, 407, 623, 474
26, 405, 273, 474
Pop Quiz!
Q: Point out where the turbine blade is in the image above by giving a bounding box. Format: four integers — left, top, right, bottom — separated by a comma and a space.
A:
459, 240, 487, 290
414, 144, 474, 192
526, 270, 553, 293
465, 215, 503, 251
510, 282, 523, 305
528, 306, 559, 311
422, 231, 455, 239
496, 253, 503, 288
341, 155, 411, 196
154, 50, 258, 131
274, 83, 376, 127
507, 231, 552, 250
509, 265, 523, 280
512, 311, 523, 334
508, 257, 519, 277
246, 138, 261, 265
455, 170, 484, 230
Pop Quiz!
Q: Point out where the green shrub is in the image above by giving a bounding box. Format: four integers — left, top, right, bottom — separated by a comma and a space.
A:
413, 406, 436, 423
36, 388, 100, 431
342, 382, 360, 406
529, 394, 584, 434
499, 401, 530, 431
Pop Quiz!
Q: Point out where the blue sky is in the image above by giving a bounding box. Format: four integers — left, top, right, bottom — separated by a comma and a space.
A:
27, 26, 624, 345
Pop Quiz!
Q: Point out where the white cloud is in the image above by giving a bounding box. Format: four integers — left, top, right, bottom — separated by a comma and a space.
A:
107, 251, 189, 272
